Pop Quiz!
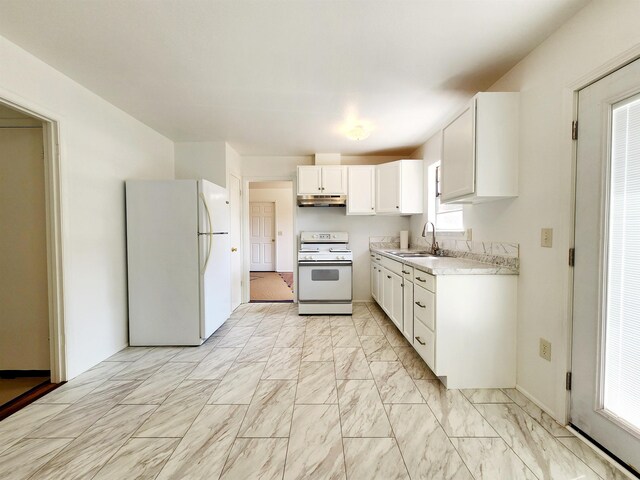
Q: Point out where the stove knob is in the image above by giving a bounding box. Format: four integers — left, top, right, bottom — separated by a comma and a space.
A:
313, 234, 318, 238
332, 234, 336, 238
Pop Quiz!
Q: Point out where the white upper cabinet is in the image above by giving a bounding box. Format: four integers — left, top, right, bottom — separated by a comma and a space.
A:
347, 165, 375, 215
297, 166, 322, 194
297, 166, 347, 195
441, 92, 519, 204
376, 160, 423, 215
321, 166, 347, 194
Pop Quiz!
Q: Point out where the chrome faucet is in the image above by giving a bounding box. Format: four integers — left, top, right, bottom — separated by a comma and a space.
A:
422, 221, 440, 255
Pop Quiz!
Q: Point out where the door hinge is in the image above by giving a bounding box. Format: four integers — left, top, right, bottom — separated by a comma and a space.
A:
569, 248, 575, 267
571, 120, 578, 140
566, 371, 572, 391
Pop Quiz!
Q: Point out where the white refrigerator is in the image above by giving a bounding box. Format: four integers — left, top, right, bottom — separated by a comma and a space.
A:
126, 179, 231, 346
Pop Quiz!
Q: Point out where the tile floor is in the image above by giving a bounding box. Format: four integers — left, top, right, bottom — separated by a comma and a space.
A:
0, 302, 632, 479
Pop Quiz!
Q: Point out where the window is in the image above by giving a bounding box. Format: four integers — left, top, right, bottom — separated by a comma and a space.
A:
427, 161, 464, 231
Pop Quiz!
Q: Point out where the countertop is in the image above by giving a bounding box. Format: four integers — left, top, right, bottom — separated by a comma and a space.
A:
370, 247, 519, 276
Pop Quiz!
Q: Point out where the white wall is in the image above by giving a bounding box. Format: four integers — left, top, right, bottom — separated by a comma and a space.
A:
249, 186, 295, 272
243, 155, 412, 301
410, 0, 640, 422
0, 35, 174, 380
0, 126, 49, 370
175, 141, 227, 186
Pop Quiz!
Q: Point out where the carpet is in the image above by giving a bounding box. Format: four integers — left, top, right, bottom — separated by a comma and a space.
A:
250, 271, 294, 302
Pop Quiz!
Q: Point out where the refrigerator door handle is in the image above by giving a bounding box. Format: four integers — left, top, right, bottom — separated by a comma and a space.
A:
202, 233, 213, 274
199, 192, 213, 234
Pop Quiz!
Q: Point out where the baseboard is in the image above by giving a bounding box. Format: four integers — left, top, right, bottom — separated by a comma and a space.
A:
0, 370, 50, 379
515, 384, 564, 424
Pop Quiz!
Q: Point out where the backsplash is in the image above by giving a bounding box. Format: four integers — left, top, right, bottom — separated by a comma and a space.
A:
370, 235, 520, 272
369, 236, 401, 249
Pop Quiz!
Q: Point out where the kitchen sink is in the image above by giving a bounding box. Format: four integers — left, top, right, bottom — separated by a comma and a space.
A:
387, 251, 435, 258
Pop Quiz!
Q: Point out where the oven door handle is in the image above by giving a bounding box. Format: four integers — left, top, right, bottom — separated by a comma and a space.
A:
298, 261, 352, 266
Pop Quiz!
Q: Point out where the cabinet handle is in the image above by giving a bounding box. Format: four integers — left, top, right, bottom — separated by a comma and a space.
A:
415, 276, 426, 282
371, 207, 374, 210
387, 275, 391, 279
396, 206, 399, 209
376, 257, 381, 260
370, 254, 375, 258
415, 301, 426, 308
401, 283, 404, 287
415, 336, 426, 345
402, 270, 410, 274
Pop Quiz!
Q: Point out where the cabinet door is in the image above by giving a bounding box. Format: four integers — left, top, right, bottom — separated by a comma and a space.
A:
321, 166, 347, 194
376, 163, 400, 213
371, 263, 378, 301
441, 101, 476, 202
347, 166, 375, 215
390, 272, 404, 330
297, 166, 322, 194
402, 280, 414, 344
382, 268, 393, 316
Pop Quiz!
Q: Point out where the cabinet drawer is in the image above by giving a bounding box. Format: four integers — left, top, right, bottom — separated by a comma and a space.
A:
413, 320, 435, 371
413, 285, 435, 331
413, 271, 435, 292
400, 265, 414, 281
370, 252, 382, 264
381, 256, 403, 275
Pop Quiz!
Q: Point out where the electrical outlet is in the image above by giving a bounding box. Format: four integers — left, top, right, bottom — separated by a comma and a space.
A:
541, 228, 553, 248
539, 338, 552, 361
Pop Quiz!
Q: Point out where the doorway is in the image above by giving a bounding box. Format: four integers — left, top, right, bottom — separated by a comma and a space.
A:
571, 57, 640, 472
248, 181, 294, 302
0, 103, 54, 414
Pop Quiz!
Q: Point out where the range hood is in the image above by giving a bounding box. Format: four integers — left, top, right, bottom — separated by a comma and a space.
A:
297, 195, 346, 207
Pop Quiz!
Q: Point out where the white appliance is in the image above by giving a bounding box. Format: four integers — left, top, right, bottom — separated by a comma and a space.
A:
298, 231, 353, 315
126, 179, 231, 345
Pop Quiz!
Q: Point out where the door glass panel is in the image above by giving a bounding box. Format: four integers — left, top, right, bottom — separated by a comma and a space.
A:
603, 94, 640, 431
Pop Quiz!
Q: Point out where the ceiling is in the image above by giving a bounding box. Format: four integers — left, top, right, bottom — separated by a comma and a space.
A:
0, 0, 589, 155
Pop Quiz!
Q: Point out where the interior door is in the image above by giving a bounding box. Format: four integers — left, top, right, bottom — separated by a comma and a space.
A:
228, 174, 242, 310
571, 58, 640, 471
249, 202, 275, 271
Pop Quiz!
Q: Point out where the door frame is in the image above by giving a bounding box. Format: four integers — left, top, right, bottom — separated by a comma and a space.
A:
248, 200, 277, 272
0, 92, 67, 383
242, 176, 297, 303
565, 47, 640, 426
228, 172, 243, 311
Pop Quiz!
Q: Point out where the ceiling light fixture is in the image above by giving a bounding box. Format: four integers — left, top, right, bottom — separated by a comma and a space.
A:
346, 124, 371, 141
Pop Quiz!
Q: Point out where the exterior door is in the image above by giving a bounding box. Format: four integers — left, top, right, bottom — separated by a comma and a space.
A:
228, 174, 242, 310
249, 202, 275, 271
571, 58, 640, 471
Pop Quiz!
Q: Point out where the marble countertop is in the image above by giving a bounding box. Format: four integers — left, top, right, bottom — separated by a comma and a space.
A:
370, 247, 519, 276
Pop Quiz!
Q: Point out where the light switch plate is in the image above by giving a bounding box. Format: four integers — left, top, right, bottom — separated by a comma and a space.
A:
541, 228, 553, 248
539, 338, 552, 361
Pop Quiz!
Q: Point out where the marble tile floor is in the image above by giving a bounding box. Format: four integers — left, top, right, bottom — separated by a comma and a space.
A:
0, 302, 633, 480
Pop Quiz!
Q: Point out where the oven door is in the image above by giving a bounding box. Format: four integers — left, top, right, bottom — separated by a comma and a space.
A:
298, 262, 352, 302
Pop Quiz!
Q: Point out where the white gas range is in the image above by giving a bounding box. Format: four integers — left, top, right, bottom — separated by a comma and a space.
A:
297, 231, 353, 315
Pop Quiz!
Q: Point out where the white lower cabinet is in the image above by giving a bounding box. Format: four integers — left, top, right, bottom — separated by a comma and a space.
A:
402, 278, 414, 344
381, 268, 403, 330
371, 252, 517, 389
